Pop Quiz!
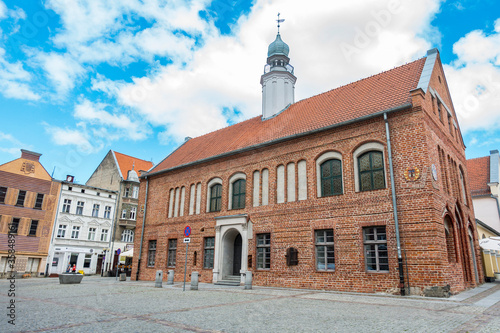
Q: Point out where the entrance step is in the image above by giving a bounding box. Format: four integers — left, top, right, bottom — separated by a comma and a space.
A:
214, 275, 241, 286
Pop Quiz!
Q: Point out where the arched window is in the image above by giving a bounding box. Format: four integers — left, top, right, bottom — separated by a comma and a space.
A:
209, 184, 222, 212
121, 229, 134, 243
320, 159, 342, 197
232, 179, 246, 209
358, 151, 385, 191
444, 216, 456, 263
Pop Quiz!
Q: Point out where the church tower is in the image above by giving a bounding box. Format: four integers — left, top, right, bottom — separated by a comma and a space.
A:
261, 27, 297, 119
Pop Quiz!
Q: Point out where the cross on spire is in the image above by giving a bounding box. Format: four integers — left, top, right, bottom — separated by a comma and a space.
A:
276, 13, 285, 34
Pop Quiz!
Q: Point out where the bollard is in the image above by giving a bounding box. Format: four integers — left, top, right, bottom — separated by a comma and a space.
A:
190, 271, 199, 291
167, 269, 174, 285
119, 273, 126, 281
155, 270, 163, 288
244, 271, 252, 290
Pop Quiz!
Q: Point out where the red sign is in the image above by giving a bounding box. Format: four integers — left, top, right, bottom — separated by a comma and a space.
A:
184, 226, 191, 237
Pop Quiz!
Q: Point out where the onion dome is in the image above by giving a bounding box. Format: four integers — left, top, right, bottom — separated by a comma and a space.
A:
267, 34, 289, 57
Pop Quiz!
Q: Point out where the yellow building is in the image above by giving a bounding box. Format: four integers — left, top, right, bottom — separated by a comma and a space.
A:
0, 150, 61, 277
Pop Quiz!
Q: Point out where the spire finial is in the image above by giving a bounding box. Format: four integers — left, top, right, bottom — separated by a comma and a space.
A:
276, 13, 285, 34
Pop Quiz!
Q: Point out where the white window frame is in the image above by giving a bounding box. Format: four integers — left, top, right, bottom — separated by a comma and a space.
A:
121, 229, 134, 243
353, 142, 387, 192
88, 227, 96, 241
100, 229, 108, 242
71, 226, 80, 239
76, 201, 84, 215
130, 207, 136, 220
316, 151, 343, 197
57, 224, 67, 238
104, 206, 111, 219
132, 186, 139, 199
92, 204, 100, 217
228, 173, 246, 210
62, 199, 71, 213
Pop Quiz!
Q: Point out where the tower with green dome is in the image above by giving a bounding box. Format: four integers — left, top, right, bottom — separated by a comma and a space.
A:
260, 22, 297, 120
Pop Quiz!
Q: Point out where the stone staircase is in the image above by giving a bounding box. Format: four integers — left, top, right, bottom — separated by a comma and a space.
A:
214, 275, 241, 286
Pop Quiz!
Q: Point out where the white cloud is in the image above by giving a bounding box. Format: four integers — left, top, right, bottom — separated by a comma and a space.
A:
0, 1, 7, 19
43, 123, 95, 153
0, 48, 40, 100
104, 0, 441, 144
0, 131, 32, 156
33, 52, 85, 97
74, 99, 149, 140
445, 18, 500, 132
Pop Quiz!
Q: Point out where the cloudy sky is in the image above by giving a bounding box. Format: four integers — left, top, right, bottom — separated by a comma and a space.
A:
0, 0, 499, 182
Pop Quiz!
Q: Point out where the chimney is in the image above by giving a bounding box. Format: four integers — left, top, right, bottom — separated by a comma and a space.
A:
21, 149, 42, 162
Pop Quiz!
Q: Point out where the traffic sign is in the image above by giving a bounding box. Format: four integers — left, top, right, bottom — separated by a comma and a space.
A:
116, 248, 121, 255
183, 238, 191, 243
184, 226, 191, 237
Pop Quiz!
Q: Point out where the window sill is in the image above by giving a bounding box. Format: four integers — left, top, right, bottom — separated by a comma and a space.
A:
365, 270, 389, 274
316, 269, 335, 273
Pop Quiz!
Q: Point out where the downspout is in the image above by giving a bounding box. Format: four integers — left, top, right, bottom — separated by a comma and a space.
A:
108, 182, 122, 274
384, 112, 405, 296
46, 180, 63, 276
492, 195, 500, 221
136, 176, 149, 281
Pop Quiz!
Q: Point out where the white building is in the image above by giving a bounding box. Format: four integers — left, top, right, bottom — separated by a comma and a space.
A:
47, 180, 117, 275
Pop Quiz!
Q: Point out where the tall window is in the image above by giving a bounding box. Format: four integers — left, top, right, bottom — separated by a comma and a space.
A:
121, 229, 134, 243
209, 184, 222, 212
83, 254, 92, 268
167, 239, 177, 267
62, 199, 71, 213
88, 227, 96, 241
256, 233, 271, 269
10, 218, 20, 234
363, 226, 388, 272
71, 226, 80, 239
57, 225, 67, 238
124, 187, 130, 197
203, 237, 215, 269
104, 206, 111, 219
34, 193, 44, 209
315, 229, 335, 271
76, 201, 84, 215
121, 209, 127, 219
92, 204, 100, 217
444, 216, 456, 263
100, 229, 108, 242
147, 240, 157, 267
16, 190, 26, 206
0, 186, 7, 204
320, 159, 342, 197
130, 207, 136, 220
29, 220, 38, 236
132, 186, 139, 199
437, 101, 442, 121
232, 179, 246, 209
358, 151, 385, 191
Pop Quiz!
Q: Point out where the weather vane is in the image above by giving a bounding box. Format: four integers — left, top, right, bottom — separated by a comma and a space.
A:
276, 13, 285, 34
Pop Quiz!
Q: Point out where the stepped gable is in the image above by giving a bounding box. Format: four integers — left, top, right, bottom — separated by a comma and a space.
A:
466, 156, 491, 196
151, 57, 426, 174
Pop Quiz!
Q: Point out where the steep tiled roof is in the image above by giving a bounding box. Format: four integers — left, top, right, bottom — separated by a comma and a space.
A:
466, 156, 491, 196
113, 151, 154, 180
150, 57, 426, 175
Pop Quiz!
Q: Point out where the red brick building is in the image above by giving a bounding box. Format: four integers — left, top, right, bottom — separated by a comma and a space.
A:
132, 34, 482, 296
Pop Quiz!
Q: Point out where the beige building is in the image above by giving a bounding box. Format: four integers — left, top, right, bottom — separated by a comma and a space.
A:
86, 150, 153, 274
467, 150, 500, 281
0, 150, 60, 277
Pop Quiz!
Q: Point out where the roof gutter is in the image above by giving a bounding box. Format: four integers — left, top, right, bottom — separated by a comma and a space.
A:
144, 103, 413, 179
384, 112, 405, 296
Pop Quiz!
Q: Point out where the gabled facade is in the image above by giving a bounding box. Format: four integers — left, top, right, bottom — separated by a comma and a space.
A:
0, 150, 60, 278
86, 150, 153, 274
47, 182, 117, 275
133, 35, 482, 296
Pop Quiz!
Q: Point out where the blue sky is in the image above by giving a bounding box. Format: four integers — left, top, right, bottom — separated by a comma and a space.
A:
1, 0, 499, 182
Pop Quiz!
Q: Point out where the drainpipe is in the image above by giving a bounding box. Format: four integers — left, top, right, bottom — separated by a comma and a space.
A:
384, 112, 405, 296
136, 176, 149, 281
46, 180, 63, 276
107, 182, 122, 275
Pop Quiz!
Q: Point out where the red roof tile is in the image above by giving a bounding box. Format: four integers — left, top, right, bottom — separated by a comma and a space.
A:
151, 57, 426, 174
113, 151, 154, 180
466, 156, 491, 196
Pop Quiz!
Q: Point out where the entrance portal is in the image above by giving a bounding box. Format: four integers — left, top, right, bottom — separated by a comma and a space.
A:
233, 234, 242, 275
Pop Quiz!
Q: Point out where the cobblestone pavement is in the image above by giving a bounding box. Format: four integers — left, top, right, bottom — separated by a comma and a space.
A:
1, 276, 499, 332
